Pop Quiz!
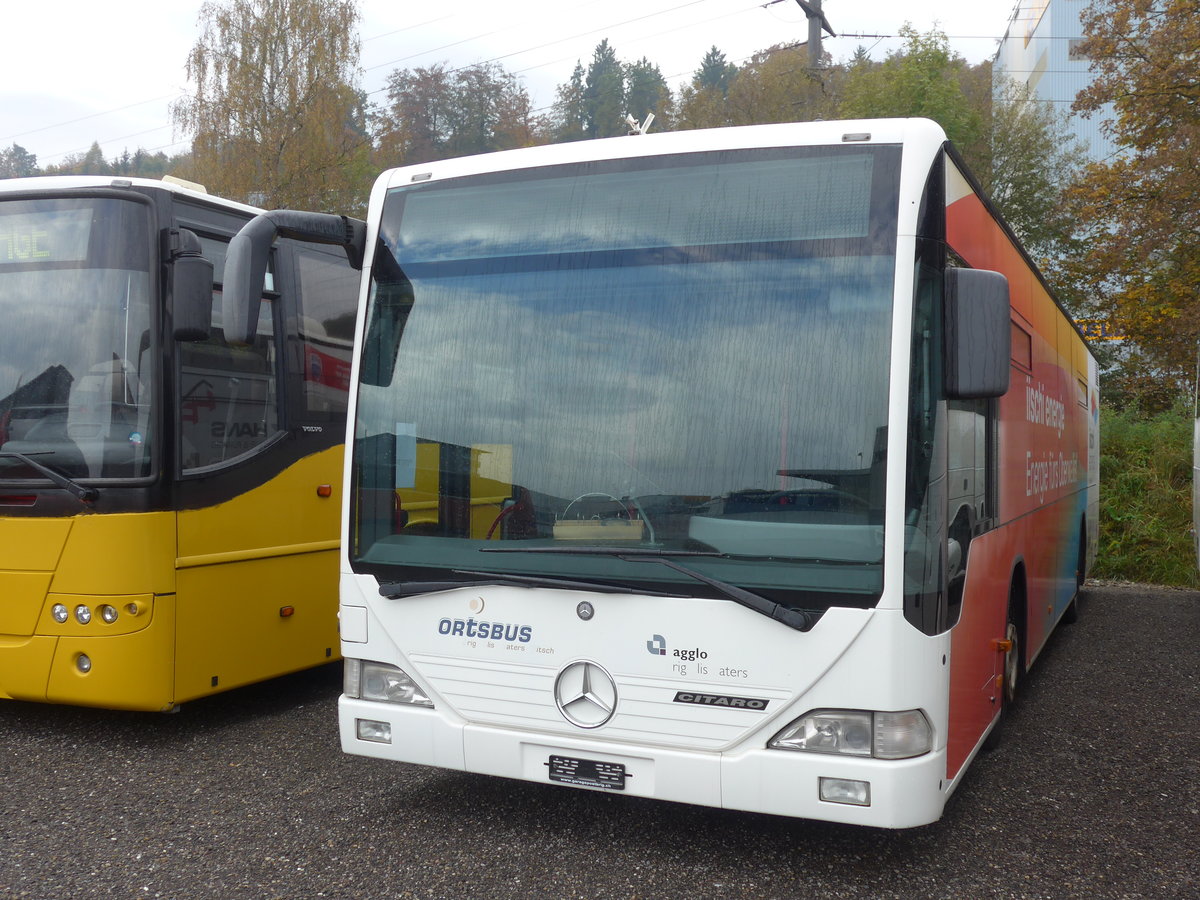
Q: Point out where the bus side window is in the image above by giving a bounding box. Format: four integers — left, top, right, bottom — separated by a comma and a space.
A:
295, 248, 357, 418
179, 237, 282, 472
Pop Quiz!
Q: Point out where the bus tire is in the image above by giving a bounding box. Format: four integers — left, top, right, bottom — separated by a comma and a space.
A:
983, 576, 1026, 753
1003, 607, 1022, 710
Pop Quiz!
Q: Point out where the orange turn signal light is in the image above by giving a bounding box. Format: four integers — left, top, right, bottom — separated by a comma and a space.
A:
279, 606, 295, 618
991, 639, 1013, 653
317, 484, 333, 497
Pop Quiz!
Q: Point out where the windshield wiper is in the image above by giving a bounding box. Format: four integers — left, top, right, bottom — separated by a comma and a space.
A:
0, 451, 98, 503
380, 569, 690, 599
623, 556, 816, 631
481, 545, 816, 631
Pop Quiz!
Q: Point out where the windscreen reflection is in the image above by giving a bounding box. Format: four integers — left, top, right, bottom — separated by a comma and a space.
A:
0, 198, 154, 481
353, 148, 900, 603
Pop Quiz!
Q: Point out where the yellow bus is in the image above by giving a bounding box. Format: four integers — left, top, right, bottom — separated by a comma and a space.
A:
0, 176, 359, 710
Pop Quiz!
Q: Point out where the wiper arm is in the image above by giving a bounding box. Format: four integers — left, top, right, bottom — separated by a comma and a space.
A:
624, 556, 817, 632
480, 545, 816, 631
379, 570, 690, 599
0, 452, 97, 503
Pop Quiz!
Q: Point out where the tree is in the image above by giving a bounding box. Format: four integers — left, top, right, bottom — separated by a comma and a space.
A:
623, 58, 672, 130
839, 27, 984, 157
583, 40, 626, 139
694, 46, 737, 95
377, 64, 453, 164
551, 42, 673, 140
673, 80, 732, 131
111, 148, 185, 179
43, 142, 110, 176
985, 80, 1086, 265
717, 44, 837, 128
549, 63, 588, 143
376, 62, 535, 165
0, 143, 38, 179
675, 46, 739, 130
1062, 0, 1200, 388
172, 0, 372, 213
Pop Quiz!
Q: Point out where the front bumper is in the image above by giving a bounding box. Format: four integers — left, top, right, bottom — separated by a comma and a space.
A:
338, 696, 949, 828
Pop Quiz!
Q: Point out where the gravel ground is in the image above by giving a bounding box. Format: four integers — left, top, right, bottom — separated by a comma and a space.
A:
1, 582, 1197, 900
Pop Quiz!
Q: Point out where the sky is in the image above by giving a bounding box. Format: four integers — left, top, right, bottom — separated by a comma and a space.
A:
0, 0, 1023, 169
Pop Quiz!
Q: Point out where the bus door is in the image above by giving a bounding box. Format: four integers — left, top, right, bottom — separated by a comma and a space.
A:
945, 391, 1006, 766
173, 218, 338, 701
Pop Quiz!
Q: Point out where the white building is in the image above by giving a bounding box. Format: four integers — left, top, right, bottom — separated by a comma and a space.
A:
993, 0, 1118, 163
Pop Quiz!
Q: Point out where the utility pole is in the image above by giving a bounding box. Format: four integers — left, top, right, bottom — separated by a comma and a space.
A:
794, 0, 837, 70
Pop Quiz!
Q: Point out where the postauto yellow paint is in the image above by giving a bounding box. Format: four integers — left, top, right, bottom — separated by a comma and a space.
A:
0, 447, 343, 711
174, 447, 342, 705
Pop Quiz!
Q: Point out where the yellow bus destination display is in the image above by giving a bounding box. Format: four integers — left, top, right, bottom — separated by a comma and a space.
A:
0, 209, 92, 264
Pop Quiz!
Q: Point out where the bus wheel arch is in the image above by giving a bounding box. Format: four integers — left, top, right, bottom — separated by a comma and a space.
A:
1062, 518, 1087, 625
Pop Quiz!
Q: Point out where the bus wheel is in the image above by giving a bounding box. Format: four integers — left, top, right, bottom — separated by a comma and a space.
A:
1001, 574, 1028, 709
984, 587, 1024, 753
1001, 616, 1020, 706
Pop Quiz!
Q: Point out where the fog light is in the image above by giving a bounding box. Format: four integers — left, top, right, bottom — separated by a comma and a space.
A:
76, 654, 93, 674
74, 605, 92, 625
356, 718, 392, 743
125, 602, 141, 616
99, 605, 119, 624
52, 604, 69, 624
820, 777, 871, 807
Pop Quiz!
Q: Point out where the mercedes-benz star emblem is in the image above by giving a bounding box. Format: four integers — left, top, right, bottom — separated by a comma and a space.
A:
553, 661, 617, 729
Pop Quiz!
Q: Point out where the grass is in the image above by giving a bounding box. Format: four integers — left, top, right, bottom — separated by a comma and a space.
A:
1093, 402, 1198, 587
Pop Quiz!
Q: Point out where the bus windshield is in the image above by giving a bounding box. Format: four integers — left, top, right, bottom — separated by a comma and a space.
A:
352, 146, 901, 607
0, 196, 155, 481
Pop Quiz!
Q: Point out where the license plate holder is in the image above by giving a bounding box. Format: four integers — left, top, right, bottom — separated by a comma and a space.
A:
547, 754, 627, 791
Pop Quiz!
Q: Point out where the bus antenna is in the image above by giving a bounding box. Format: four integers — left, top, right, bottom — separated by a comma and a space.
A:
625, 113, 655, 136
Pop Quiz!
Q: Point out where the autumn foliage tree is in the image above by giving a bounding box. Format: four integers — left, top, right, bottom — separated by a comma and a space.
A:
717, 43, 836, 127
1063, 0, 1200, 394
172, 0, 372, 213
376, 62, 535, 166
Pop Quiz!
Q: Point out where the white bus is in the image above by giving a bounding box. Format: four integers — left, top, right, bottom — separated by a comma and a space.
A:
227, 118, 1099, 827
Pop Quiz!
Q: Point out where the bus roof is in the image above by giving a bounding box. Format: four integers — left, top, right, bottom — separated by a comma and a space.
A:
373, 118, 950, 193
0, 174, 263, 215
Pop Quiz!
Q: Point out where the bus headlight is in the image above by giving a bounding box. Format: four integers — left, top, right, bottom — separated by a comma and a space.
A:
52, 604, 70, 624
769, 709, 932, 759
74, 605, 92, 625
343, 659, 434, 708
99, 605, 119, 624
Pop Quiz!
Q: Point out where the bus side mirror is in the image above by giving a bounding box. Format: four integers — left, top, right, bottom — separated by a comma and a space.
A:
944, 268, 1011, 400
224, 216, 275, 345
171, 228, 215, 342
226, 210, 367, 346
359, 245, 414, 387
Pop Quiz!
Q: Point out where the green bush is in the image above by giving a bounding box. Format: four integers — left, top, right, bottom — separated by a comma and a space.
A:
1094, 402, 1197, 587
